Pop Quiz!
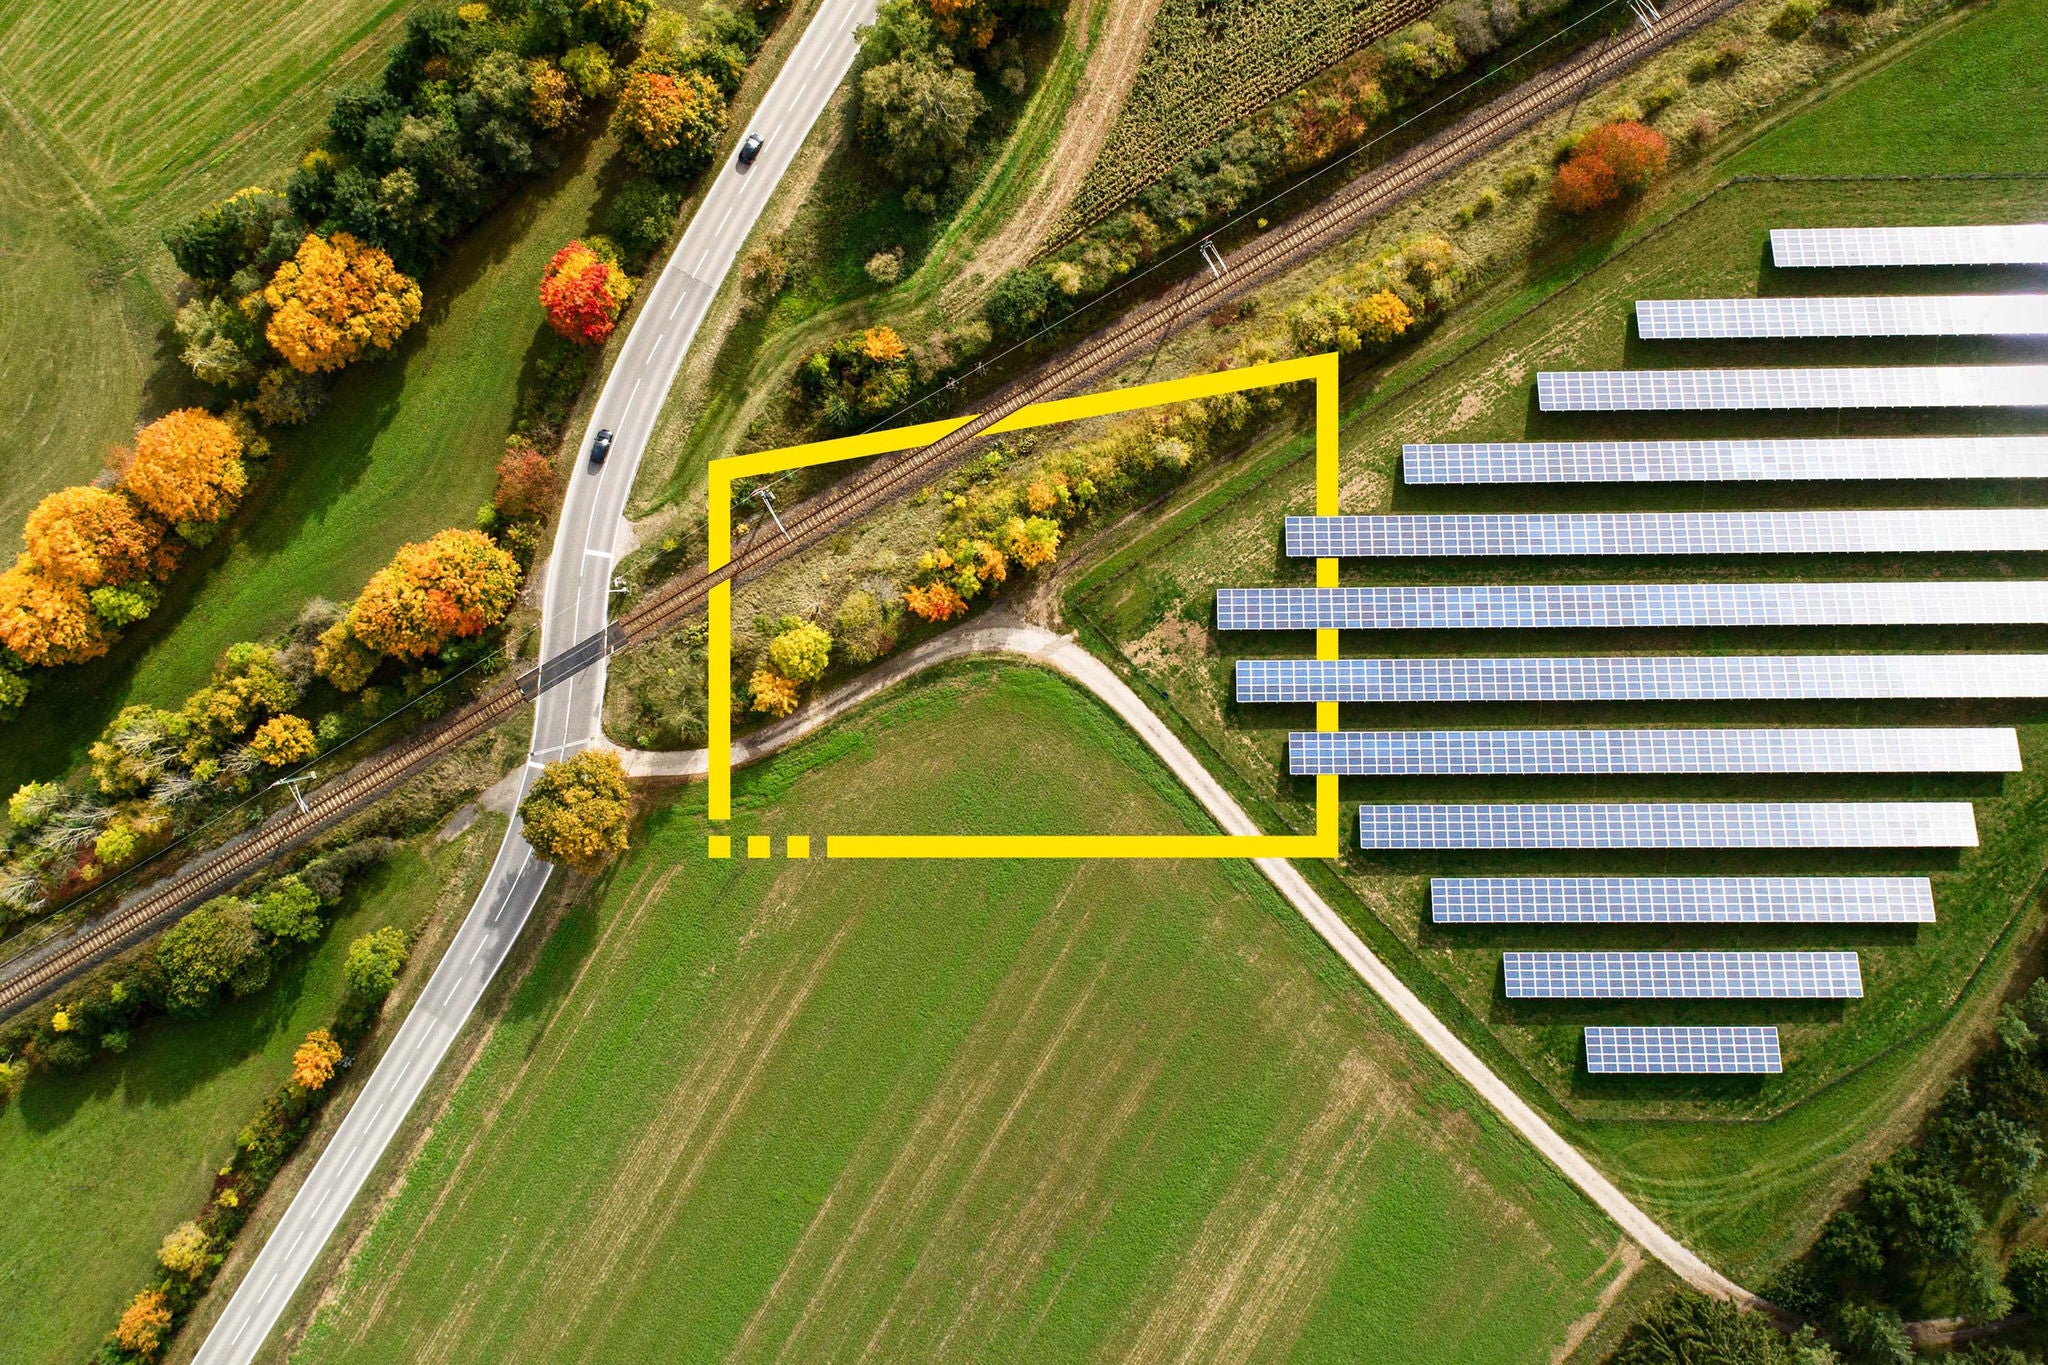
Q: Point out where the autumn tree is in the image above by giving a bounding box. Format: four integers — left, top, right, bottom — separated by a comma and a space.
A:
157, 1222, 211, 1280
292, 1028, 343, 1090
539, 240, 634, 344
1552, 121, 1669, 214
343, 925, 410, 1003
263, 232, 423, 373
493, 442, 558, 519
518, 750, 632, 872
22, 487, 160, 589
0, 557, 107, 667
614, 65, 728, 177
348, 529, 521, 660
313, 617, 381, 691
526, 56, 583, 129
748, 667, 800, 717
767, 619, 832, 682
1002, 515, 1060, 569
249, 714, 317, 767
114, 1289, 173, 1358
903, 581, 968, 622
861, 325, 907, 364
121, 408, 247, 528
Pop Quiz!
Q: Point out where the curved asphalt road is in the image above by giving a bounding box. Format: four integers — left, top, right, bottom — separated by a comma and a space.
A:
192, 4, 875, 1359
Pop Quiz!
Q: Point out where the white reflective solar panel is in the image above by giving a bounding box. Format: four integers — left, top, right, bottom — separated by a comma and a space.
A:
1505, 951, 1862, 999
1586, 1026, 1784, 1073
1432, 876, 1934, 923
1236, 654, 2048, 703
1402, 437, 2048, 485
1217, 582, 2048, 631
1771, 225, 2048, 268
1537, 366, 2048, 411
1283, 510, 2048, 557
1356, 802, 1977, 848
1636, 295, 2048, 339
1291, 727, 2016, 775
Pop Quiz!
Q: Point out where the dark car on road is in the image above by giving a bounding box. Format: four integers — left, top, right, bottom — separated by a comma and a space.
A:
589, 428, 613, 466
738, 133, 764, 166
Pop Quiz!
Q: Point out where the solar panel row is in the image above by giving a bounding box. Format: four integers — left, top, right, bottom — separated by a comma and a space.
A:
1771, 224, 2048, 268
1636, 295, 2048, 339
1401, 436, 2048, 485
1505, 950, 1864, 998
1536, 365, 2048, 412
1282, 509, 2048, 558
1356, 801, 1977, 848
1585, 1026, 1784, 1073
1290, 727, 2017, 775
1217, 582, 2048, 631
1430, 876, 1935, 923
1235, 654, 2048, 703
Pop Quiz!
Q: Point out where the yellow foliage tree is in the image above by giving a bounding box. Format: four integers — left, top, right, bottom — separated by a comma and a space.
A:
158, 1222, 211, 1280
121, 408, 247, 527
348, 529, 521, 660
292, 1028, 343, 1090
22, 487, 160, 588
748, 667, 800, 717
1353, 289, 1414, 346
264, 232, 423, 374
517, 750, 632, 873
1003, 515, 1061, 570
0, 556, 107, 666
249, 714, 317, 767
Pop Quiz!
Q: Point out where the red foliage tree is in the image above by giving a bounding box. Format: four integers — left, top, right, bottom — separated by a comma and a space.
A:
493, 443, 558, 520
1552, 121, 1670, 215
538, 242, 633, 345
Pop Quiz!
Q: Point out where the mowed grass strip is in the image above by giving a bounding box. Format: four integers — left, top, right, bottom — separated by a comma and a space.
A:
0, 816, 506, 1365
294, 665, 1630, 1365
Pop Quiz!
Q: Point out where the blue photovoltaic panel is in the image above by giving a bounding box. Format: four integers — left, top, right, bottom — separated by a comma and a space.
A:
1536, 365, 2048, 412
1282, 509, 2048, 557
1504, 950, 1863, 999
1401, 436, 2048, 485
1586, 1026, 1784, 1074
1236, 654, 2048, 703
1290, 727, 2017, 775
1637, 295, 2048, 339
1772, 224, 2048, 268
1355, 802, 1977, 848
1216, 582, 2048, 631
1431, 876, 1936, 923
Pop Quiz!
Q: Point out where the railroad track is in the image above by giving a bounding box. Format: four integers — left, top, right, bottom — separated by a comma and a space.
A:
0, 0, 1741, 1020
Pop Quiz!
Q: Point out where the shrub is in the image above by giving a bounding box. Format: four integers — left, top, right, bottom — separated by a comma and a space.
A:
767, 620, 832, 683
1688, 38, 1749, 80
834, 591, 898, 665
158, 1221, 211, 1279
517, 750, 631, 872
291, 1028, 343, 1091
1769, 0, 1817, 36
2010, 1247, 2048, 1316
7, 781, 64, 830
248, 714, 317, 767
314, 618, 381, 692
903, 581, 969, 622
1552, 121, 1669, 214
252, 876, 324, 944
603, 177, 684, 265
1003, 515, 1060, 569
748, 667, 800, 717
985, 265, 1056, 337
864, 249, 904, 285
113, 1288, 173, 1358
1835, 1301, 1912, 1365
493, 442, 559, 521
343, 925, 410, 1003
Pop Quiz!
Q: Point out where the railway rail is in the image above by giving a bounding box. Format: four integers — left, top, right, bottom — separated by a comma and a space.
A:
0, 0, 1741, 1021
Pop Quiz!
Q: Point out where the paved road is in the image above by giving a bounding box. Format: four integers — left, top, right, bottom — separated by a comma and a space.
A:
191, 4, 876, 1359
606, 622, 1762, 1308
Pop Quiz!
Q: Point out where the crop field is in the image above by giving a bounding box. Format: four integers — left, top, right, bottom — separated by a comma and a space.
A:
1069, 124, 2048, 1276
294, 665, 1637, 1365
0, 814, 504, 1365
1049, 0, 1439, 242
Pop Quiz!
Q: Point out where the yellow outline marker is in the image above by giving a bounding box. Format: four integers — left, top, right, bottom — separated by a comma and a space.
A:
706, 352, 1344, 860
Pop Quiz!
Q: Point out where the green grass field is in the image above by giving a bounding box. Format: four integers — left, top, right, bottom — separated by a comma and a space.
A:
1067, 0, 2048, 1279
292, 665, 1636, 1364
0, 814, 504, 1365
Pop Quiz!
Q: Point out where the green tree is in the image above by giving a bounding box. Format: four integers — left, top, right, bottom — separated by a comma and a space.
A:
344, 925, 410, 1003
857, 53, 985, 187
1812, 1209, 1885, 1280
157, 896, 268, 1015
1834, 1301, 1911, 1365
1864, 1158, 1982, 1264
251, 876, 324, 945
2008, 1246, 2048, 1316
1610, 1292, 1804, 1364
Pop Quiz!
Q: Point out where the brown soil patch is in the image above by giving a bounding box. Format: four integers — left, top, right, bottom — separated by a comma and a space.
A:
1552, 1241, 1645, 1365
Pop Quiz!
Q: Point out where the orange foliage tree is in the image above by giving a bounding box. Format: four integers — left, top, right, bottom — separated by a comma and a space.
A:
121, 409, 247, 527
114, 1289, 173, 1358
21, 487, 160, 588
493, 442, 559, 519
861, 326, 907, 364
538, 241, 634, 345
264, 232, 423, 373
0, 557, 107, 666
291, 1028, 342, 1090
1552, 121, 1669, 215
903, 581, 969, 623
348, 529, 521, 659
